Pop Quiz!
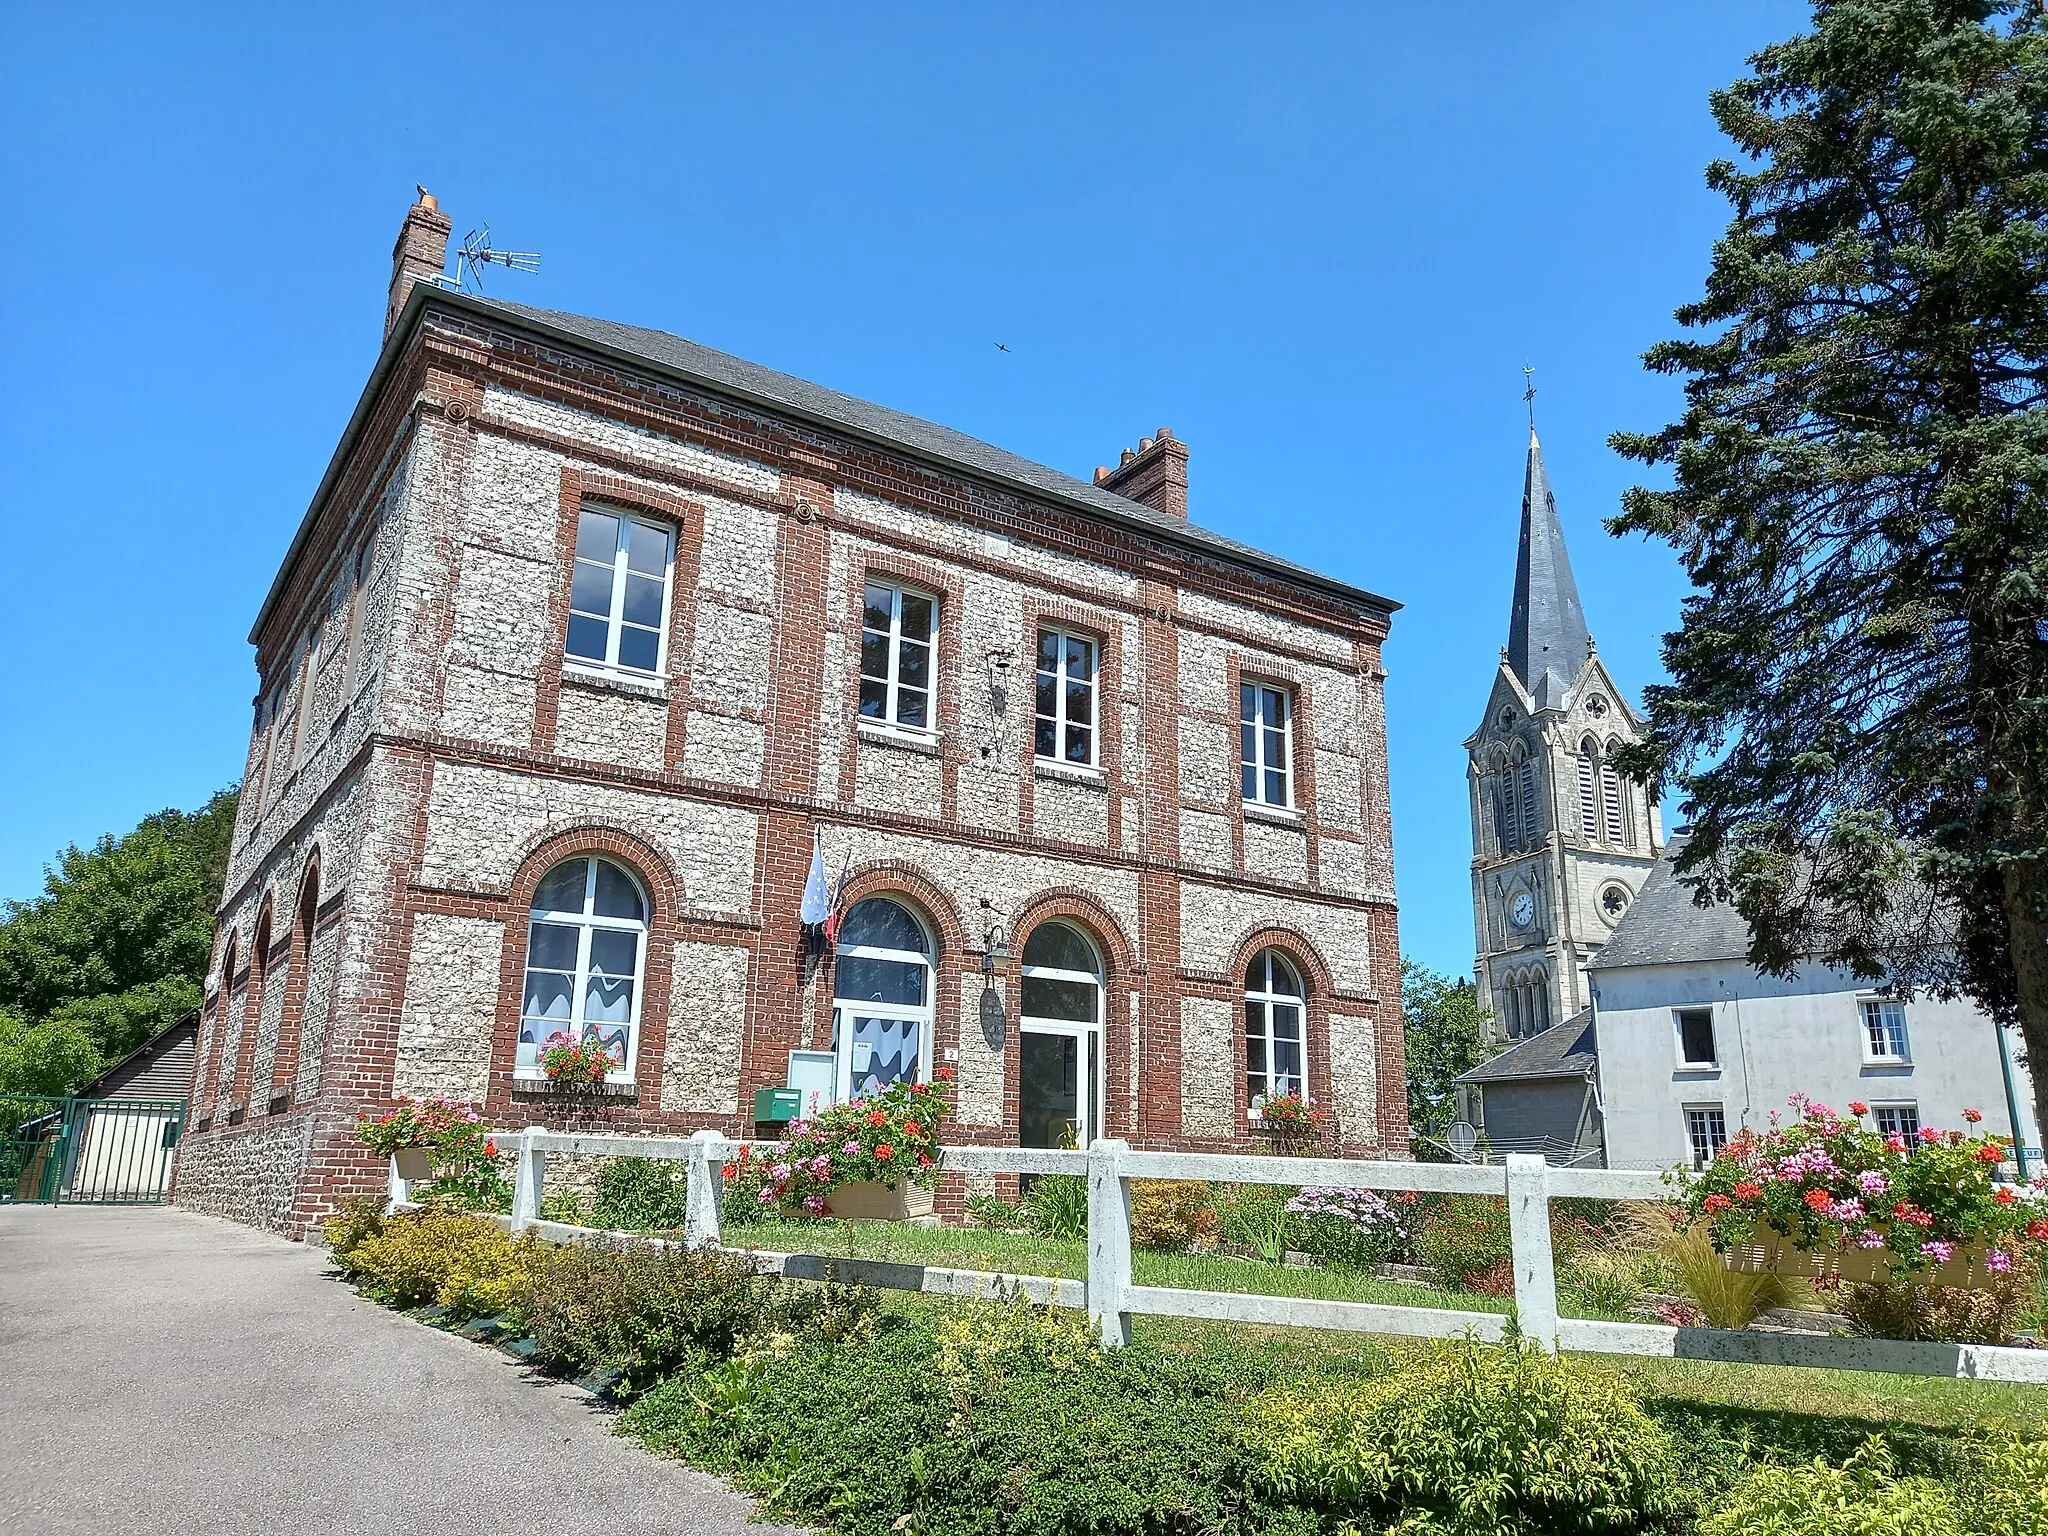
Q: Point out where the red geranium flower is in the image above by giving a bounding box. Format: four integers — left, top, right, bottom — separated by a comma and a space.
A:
1847, 1102, 1868, 1117
484, 1139, 498, 1158
874, 1144, 894, 1160
2027, 1219, 2048, 1241
1974, 1144, 2005, 1163
1803, 1188, 1832, 1211
1963, 1108, 1984, 1123
1703, 1194, 1732, 1213
903, 1120, 923, 1137
1994, 1187, 2016, 1204
867, 1110, 888, 1128
1733, 1182, 1762, 1200
1917, 1126, 1943, 1144
934, 1066, 956, 1081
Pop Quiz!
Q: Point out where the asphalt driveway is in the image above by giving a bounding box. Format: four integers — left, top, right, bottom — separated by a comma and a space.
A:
0, 1204, 798, 1535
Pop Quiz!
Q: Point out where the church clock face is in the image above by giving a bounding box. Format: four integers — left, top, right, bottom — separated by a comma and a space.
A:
1511, 892, 1536, 929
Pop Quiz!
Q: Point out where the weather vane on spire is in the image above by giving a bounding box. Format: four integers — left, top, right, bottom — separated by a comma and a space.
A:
1522, 363, 1538, 433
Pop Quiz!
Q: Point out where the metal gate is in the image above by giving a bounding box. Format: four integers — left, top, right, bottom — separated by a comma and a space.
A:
0, 1096, 185, 1205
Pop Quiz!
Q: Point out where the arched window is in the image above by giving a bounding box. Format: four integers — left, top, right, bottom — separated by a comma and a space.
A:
1020, 921, 1104, 1148
1577, 741, 1600, 839
1244, 949, 1306, 1108
201, 932, 239, 1124
832, 896, 933, 1101
231, 902, 274, 1116
519, 857, 647, 1082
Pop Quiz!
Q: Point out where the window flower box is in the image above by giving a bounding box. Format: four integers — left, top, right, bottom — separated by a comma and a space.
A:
825, 1179, 937, 1222
759, 1073, 953, 1220
1674, 1095, 2047, 1291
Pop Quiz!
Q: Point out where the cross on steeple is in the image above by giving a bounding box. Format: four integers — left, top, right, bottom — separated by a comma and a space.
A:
1522, 364, 1537, 432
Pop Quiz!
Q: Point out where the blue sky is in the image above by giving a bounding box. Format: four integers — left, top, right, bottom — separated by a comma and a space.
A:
0, 2, 1802, 978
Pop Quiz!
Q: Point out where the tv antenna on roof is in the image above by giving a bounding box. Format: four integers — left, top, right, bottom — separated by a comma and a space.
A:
435, 221, 541, 293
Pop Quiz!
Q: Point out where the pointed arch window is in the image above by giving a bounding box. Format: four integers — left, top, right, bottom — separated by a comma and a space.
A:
519, 857, 647, 1082
1600, 759, 1625, 843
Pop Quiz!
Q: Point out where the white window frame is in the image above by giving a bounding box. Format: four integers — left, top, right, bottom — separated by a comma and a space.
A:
1872, 1101, 1921, 1140
1019, 922, 1106, 1148
831, 897, 935, 1103
1034, 626, 1099, 767
517, 858, 647, 1085
859, 581, 940, 733
1684, 1104, 1728, 1169
564, 504, 675, 680
1244, 948, 1308, 1110
1674, 1006, 1719, 1068
1860, 998, 1911, 1062
1240, 682, 1295, 808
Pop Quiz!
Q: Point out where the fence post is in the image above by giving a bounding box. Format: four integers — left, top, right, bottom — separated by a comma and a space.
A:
386, 1155, 408, 1213
511, 1126, 547, 1226
1086, 1138, 1133, 1348
1505, 1153, 1559, 1353
684, 1127, 726, 1248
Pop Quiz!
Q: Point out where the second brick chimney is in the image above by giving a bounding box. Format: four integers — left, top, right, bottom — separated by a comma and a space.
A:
384, 186, 453, 342
1093, 428, 1189, 520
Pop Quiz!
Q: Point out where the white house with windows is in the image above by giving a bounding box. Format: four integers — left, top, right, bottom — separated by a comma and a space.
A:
1460, 836, 2041, 1171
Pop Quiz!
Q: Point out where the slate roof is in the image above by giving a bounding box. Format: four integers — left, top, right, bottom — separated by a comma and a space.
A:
1586, 833, 1754, 970
1505, 429, 1592, 709
1456, 1007, 1598, 1084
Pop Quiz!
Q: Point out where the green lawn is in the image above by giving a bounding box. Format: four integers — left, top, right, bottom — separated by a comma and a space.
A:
716, 1216, 2048, 1435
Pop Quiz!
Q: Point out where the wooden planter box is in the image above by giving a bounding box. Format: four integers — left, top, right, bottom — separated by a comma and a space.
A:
825, 1179, 936, 1222
1722, 1231, 1999, 1290
393, 1148, 433, 1182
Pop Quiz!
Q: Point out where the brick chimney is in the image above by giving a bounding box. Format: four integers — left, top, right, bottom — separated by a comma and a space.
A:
1092, 428, 1189, 520
384, 186, 452, 342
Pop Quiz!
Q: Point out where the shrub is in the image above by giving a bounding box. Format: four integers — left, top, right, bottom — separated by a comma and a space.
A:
1022, 1172, 1090, 1240
1561, 1249, 1648, 1318
1695, 1441, 2048, 1536
523, 1238, 766, 1394
322, 1195, 388, 1270
1245, 1338, 1688, 1536
965, 1192, 1029, 1230
1668, 1222, 1808, 1330
1129, 1180, 1215, 1253
622, 1311, 1266, 1536
345, 1209, 527, 1313
1415, 1194, 1515, 1290
1218, 1184, 1299, 1262
1841, 1259, 2041, 1345
1286, 1186, 1410, 1269
590, 1157, 689, 1231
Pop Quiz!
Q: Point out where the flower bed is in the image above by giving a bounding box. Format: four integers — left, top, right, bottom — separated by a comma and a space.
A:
756, 1073, 952, 1217
1675, 1096, 2048, 1289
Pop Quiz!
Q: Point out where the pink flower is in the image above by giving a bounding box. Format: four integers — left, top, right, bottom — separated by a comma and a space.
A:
1857, 1230, 1886, 1249
1985, 1249, 2013, 1274
842, 1140, 860, 1155
1922, 1240, 1956, 1264
809, 1155, 832, 1176
801, 1194, 829, 1214
1886, 1135, 1909, 1153
1857, 1171, 1888, 1196
770, 1163, 792, 1180
1963, 1108, 1984, 1124
756, 1188, 776, 1204
1917, 1126, 1943, 1144
1828, 1198, 1865, 1221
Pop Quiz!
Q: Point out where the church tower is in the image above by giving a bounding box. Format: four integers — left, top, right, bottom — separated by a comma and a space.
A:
1466, 430, 1663, 1044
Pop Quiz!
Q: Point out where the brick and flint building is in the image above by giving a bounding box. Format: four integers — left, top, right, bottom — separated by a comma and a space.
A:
174, 190, 1406, 1235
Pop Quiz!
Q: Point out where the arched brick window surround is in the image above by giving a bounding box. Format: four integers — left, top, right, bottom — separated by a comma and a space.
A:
1226, 927, 1338, 1149
198, 929, 238, 1129
268, 851, 320, 1114
1006, 890, 1139, 1138
485, 826, 682, 1120
230, 897, 276, 1120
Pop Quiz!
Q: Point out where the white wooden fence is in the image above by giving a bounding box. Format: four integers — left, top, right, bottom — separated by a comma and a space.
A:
400, 1127, 2048, 1386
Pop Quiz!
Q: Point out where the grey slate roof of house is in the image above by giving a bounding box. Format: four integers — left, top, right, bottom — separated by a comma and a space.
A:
257, 288, 1399, 640
1455, 1007, 1599, 1084
1586, 833, 1754, 970
1505, 429, 1592, 709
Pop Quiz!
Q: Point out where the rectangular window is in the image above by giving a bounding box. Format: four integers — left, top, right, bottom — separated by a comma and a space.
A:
1872, 1102, 1920, 1141
1685, 1105, 1728, 1170
859, 581, 937, 729
1861, 999, 1910, 1061
1675, 1007, 1718, 1066
1601, 763, 1625, 842
1034, 627, 1098, 764
1240, 682, 1293, 807
292, 621, 322, 770
565, 506, 674, 676
340, 528, 378, 700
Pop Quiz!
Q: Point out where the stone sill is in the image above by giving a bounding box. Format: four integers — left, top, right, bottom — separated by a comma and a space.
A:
1035, 759, 1106, 789
511, 1079, 640, 1102
561, 666, 669, 703
857, 720, 942, 757
1242, 801, 1305, 828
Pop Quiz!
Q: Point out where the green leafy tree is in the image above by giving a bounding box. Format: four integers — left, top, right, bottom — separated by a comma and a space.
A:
1610, 1, 2048, 1132
0, 1009, 103, 1099
0, 788, 237, 1078
1402, 961, 1494, 1146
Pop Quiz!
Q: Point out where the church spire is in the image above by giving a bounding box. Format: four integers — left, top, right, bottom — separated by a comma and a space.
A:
1505, 427, 1591, 708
